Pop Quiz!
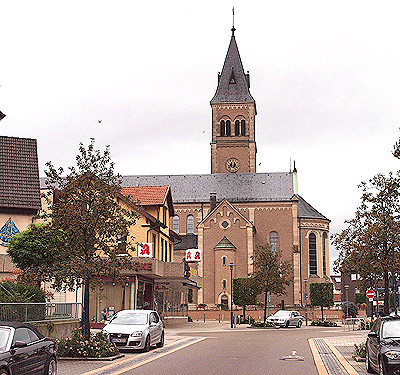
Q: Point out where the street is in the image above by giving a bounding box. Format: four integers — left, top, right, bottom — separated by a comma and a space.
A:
57, 322, 368, 375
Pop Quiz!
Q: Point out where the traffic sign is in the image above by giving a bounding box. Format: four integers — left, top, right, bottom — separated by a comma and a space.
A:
366, 289, 375, 299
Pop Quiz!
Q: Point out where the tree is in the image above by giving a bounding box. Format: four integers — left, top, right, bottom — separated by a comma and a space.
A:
309, 282, 333, 321
233, 278, 257, 322
40, 139, 139, 339
333, 172, 400, 316
7, 223, 67, 286
251, 245, 292, 323
341, 301, 358, 318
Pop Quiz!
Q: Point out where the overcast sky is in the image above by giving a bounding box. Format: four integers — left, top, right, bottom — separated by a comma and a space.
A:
1, 0, 400, 271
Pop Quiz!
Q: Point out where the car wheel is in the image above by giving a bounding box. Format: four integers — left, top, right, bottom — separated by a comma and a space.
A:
156, 331, 164, 348
285, 321, 289, 328
365, 348, 374, 374
297, 320, 302, 328
45, 357, 57, 375
0, 369, 8, 375
144, 335, 151, 352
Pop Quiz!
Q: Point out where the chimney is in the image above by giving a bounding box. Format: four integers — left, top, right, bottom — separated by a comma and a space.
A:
210, 193, 217, 212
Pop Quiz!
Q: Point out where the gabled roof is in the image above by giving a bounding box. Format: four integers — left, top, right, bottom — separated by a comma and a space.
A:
296, 195, 329, 221
0, 136, 41, 211
120, 173, 294, 204
211, 32, 254, 104
120, 185, 174, 216
214, 236, 236, 249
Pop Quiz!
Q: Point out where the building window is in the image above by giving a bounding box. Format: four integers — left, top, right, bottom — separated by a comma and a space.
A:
220, 120, 225, 136
161, 239, 164, 261
235, 120, 240, 136
169, 243, 172, 262
222, 256, 227, 266
226, 120, 231, 136
187, 215, 194, 233
162, 207, 167, 225
173, 215, 179, 233
322, 232, 327, 276
241, 120, 246, 135
164, 241, 168, 262
309, 233, 317, 275
222, 280, 227, 290
269, 231, 279, 254
351, 273, 359, 281
117, 235, 127, 254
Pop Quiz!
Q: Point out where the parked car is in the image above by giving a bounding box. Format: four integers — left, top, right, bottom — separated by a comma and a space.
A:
102, 310, 164, 351
366, 316, 400, 374
266, 310, 303, 328
0, 321, 57, 375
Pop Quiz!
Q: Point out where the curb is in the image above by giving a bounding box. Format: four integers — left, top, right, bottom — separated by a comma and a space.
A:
58, 354, 125, 361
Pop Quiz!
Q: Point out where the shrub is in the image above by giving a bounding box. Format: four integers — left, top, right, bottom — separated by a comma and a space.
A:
360, 320, 372, 330
354, 342, 366, 358
197, 303, 207, 310
251, 321, 276, 328
57, 327, 119, 358
188, 316, 193, 322
311, 320, 338, 327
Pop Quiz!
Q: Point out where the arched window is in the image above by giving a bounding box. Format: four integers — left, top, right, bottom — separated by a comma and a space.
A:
187, 215, 194, 234
241, 120, 246, 135
269, 231, 279, 254
322, 232, 328, 276
235, 120, 240, 136
222, 280, 227, 290
309, 233, 317, 275
220, 120, 226, 136
173, 215, 179, 233
222, 256, 227, 266
226, 120, 231, 136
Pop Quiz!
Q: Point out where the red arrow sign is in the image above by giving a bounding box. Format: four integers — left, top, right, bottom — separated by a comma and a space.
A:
366, 289, 375, 299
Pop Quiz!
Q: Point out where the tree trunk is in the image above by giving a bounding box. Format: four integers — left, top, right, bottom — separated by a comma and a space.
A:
263, 292, 268, 323
384, 271, 390, 316
321, 306, 324, 321
82, 280, 91, 340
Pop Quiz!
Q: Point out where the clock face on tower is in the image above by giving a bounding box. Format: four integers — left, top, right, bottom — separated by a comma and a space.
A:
225, 157, 240, 173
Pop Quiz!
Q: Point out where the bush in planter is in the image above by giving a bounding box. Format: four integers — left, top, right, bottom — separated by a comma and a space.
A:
57, 327, 119, 358
310, 320, 338, 327
251, 321, 276, 328
354, 342, 366, 358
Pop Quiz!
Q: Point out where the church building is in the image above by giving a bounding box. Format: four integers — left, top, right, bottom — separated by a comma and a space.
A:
121, 27, 330, 309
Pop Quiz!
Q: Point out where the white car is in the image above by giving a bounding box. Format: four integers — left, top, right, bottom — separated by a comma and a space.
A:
266, 310, 303, 328
102, 310, 164, 351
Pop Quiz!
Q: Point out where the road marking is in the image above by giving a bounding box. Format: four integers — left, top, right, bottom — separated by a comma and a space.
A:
324, 339, 359, 375
106, 337, 207, 375
308, 338, 328, 375
80, 337, 194, 375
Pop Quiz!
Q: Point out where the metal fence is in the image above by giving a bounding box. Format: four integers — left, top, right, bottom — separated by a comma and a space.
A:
0, 303, 82, 323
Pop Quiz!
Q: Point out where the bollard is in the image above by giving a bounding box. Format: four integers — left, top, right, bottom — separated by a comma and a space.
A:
218, 313, 221, 323
204, 313, 205, 323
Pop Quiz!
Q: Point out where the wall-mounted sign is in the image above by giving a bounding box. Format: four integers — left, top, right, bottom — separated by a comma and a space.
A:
0, 218, 20, 247
186, 248, 201, 262
138, 243, 153, 258
133, 262, 153, 272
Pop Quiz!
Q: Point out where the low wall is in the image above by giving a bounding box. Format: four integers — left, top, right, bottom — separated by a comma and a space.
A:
164, 316, 190, 328
33, 319, 81, 340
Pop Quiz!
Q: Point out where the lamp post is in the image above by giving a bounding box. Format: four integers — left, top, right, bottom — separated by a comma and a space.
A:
228, 263, 235, 328
344, 284, 349, 319
304, 279, 308, 326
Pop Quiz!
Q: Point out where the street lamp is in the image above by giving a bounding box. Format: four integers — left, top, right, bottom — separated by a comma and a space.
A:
228, 263, 235, 328
303, 279, 308, 326
344, 284, 349, 319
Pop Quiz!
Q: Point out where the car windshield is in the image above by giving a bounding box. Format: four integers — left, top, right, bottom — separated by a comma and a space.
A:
0, 327, 11, 352
273, 311, 291, 317
110, 313, 148, 325
382, 320, 400, 339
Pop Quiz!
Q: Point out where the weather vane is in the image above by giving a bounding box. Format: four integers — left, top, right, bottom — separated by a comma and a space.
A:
231, 7, 236, 35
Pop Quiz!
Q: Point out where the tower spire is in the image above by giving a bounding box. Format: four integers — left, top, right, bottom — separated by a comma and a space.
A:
231, 7, 236, 36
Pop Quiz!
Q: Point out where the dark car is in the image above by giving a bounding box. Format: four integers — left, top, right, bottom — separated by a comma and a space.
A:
366, 316, 400, 374
0, 321, 57, 375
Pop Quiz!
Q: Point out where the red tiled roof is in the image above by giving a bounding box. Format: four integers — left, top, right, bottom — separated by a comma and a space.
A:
120, 186, 170, 206
0, 136, 41, 211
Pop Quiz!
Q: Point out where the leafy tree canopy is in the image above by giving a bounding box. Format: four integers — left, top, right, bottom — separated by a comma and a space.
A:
251, 244, 292, 322
310, 282, 333, 321
332, 172, 400, 315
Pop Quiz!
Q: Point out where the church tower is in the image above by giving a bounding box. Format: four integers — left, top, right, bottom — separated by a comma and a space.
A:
210, 26, 257, 174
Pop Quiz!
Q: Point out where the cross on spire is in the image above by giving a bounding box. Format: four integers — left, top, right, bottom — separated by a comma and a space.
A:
231, 7, 236, 36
